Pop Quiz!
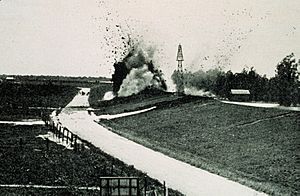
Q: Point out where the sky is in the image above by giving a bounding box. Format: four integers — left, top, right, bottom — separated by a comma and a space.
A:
0, 0, 299, 82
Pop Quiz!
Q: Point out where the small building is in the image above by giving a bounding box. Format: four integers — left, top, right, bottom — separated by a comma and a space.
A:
5, 76, 15, 81
229, 89, 250, 102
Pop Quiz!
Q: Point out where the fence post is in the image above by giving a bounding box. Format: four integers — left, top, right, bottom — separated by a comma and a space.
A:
55, 126, 58, 138
129, 178, 132, 196
58, 126, 61, 139
118, 179, 121, 196
137, 178, 140, 196
74, 135, 77, 152
70, 133, 73, 146
100, 178, 102, 196
68, 129, 70, 144
163, 181, 166, 196
66, 129, 69, 144
144, 177, 147, 196
62, 128, 65, 142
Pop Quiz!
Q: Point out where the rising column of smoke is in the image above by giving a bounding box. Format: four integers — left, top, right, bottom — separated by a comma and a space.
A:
112, 43, 167, 97
172, 68, 224, 97
118, 65, 154, 97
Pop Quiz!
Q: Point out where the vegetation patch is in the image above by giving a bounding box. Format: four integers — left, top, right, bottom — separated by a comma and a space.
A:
0, 83, 78, 120
100, 100, 299, 196
88, 83, 113, 106
0, 124, 182, 195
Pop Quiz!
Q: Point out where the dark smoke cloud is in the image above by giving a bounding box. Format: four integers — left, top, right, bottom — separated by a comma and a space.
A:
112, 43, 167, 97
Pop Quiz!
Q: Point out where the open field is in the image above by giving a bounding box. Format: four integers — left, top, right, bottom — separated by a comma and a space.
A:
0, 82, 78, 108
99, 98, 299, 196
0, 75, 111, 87
0, 82, 78, 120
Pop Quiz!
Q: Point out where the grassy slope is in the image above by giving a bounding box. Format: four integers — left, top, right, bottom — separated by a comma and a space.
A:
90, 87, 209, 115
101, 100, 299, 196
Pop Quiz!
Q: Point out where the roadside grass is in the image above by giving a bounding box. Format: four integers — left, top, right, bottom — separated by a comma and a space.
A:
100, 100, 299, 196
0, 124, 183, 195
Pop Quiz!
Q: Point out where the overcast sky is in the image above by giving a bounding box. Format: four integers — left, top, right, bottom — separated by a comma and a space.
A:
0, 0, 299, 81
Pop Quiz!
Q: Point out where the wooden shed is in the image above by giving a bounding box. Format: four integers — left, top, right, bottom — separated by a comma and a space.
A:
229, 89, 250, 102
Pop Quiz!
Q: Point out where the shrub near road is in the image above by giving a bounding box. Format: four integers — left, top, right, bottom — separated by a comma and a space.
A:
101, 100, 299, 196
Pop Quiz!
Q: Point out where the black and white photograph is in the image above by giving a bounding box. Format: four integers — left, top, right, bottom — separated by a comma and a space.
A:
0, 0, 299, 195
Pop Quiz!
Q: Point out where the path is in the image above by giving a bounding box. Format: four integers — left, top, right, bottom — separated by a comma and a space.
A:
0, 120, 45, 125
55, 88, 267, 196
221, 100, 300, 111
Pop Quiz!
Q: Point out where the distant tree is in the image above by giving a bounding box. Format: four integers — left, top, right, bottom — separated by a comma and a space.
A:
275, 53, 299, 106
213, 72, 226, 96
246, 67, 269, 101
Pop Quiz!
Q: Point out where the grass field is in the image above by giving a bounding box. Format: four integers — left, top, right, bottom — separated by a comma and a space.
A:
0, 82, 78, 120
0, 82, 78, 108
99, 99, 299, 196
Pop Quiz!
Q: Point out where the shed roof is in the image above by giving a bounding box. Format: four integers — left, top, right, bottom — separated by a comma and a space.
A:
6, 76, 15, 80
230, 89, 250, 95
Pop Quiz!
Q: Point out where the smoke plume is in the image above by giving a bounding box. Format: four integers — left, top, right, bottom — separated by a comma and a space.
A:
112, 43, 167, 97
102, 91, 116, 100
172, 68, 223, 97
118, 65, 153, 97
184, 87, 216, 98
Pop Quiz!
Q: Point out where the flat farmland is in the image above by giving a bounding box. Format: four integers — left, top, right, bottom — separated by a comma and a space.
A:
0, 82, 78, 120
100, 100, 299, 196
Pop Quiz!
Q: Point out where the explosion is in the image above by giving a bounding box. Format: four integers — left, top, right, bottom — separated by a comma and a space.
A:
184, 87, 216, 98
172, 68, 222, 97
112, 44, 167, 97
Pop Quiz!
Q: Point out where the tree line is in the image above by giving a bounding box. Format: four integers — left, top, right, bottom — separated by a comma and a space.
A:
172, 53, 299, 106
